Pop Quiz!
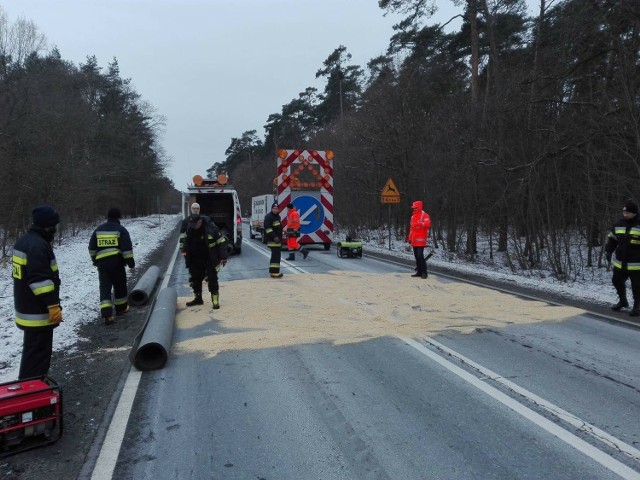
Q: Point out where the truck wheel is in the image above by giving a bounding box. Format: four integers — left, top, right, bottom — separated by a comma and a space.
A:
250, 232, 255, 239
324, 243, 331, 251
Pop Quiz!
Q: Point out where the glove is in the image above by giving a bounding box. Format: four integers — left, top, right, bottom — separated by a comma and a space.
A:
220, 259, 228, 267
182, 252, 189, 268
48, 305, 62, 325
606, 252, 612, 262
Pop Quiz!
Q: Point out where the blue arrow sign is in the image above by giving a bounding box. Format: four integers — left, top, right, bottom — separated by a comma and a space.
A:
292, 195, 324, 235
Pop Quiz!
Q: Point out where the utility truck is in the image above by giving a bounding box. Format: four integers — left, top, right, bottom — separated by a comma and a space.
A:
276, 149, 334, 250
250, 194, 275, 242
184, 174, 242, 254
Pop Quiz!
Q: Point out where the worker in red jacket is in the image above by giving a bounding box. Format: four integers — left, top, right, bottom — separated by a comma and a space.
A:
408, 200, 431, 279
285, 203, 309, 261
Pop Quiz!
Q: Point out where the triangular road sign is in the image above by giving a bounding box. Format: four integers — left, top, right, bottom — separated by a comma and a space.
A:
381, 178, 400, 197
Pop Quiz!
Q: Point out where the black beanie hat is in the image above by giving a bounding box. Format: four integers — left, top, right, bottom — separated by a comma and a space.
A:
623, 200, 638, 214
272, 202, 279, 209
107, 207, 122, 220
32, 205, 60, 228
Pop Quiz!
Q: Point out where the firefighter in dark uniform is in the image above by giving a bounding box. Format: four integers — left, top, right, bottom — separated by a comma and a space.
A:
183, 214, 228, 308
605, 199, 640, 316
12, 205, 62, 379
88, 208, 135, 325
179, 202, 201, 262
264, 202, 284, 278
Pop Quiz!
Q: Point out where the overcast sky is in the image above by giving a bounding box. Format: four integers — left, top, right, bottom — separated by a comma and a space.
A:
1, 0, 536, 191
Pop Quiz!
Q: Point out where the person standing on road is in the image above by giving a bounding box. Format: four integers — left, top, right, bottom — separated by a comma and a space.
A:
605, 199, 640, 316
183, 214, 228, 308
285, 203, 309, 261
264, 202, 284, 278
89, 208, 135, 325
179, 202, 201, 263
13, 205, 62, 379
408, 200, 431, 279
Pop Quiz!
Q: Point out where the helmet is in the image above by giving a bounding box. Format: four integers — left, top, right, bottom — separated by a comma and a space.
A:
411, 201, 423, 210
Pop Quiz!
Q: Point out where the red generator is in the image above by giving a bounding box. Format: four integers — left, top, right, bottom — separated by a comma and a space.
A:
0, 376, 63, 456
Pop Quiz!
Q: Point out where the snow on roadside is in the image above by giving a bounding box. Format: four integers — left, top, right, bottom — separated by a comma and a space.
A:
0, 214, 181, 383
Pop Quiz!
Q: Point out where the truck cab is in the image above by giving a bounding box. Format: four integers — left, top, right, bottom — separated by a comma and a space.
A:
184, 174, 242, 254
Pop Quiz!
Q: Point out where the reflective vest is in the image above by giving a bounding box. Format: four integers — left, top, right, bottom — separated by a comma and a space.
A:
408, 211, 431, 247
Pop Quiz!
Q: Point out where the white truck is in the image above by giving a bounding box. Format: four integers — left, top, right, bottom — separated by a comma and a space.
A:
250, 194, 275, 243
184, 174, 243, 254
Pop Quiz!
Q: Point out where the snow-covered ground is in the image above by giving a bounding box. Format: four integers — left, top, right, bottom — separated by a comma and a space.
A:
0, 216, 617, 383
0, 214, 181, 383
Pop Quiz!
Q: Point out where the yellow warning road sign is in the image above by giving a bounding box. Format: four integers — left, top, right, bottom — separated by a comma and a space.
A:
381, 178, 400, 204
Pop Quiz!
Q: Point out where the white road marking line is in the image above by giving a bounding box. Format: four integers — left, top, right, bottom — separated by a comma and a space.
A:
401, 336, 640, 480
91, 245, 178, 479
424, 336, 640, 463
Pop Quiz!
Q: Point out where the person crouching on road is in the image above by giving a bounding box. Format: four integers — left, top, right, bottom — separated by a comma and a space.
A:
183, 215, 228, 309
264, 202, 283, 278
285, 203, 309, 261
408, 200, 431, 279
605, 199, 640, 316
13, 205, 62, 379
88, 208, 135, 325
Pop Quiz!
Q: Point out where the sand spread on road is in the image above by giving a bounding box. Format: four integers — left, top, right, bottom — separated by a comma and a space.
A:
172, 271, 583, 358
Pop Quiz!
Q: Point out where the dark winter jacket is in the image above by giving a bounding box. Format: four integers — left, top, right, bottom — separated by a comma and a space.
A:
88, 219, 135, 269
12, 227, 61, 330
263, 211, 282, 247
605, 216, 640, 270
183, 216, 228, 266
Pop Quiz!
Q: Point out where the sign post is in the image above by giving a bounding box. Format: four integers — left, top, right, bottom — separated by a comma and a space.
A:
380, 178, 400, 250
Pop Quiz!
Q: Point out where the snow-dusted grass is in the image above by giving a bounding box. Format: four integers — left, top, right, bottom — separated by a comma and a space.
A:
0, 214, 181, 383
353, 227, 614, 309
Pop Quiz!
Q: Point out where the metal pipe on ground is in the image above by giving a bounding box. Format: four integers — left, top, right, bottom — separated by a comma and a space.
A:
129, 265, 161, 306
129, 287, 177, 371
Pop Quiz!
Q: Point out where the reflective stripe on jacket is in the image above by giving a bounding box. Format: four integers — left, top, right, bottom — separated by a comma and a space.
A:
605, 217, 640, 270
264, 211, 282, 247
409, 211, 431, 247
89, 220, 135, 268
12, 228, 61, 330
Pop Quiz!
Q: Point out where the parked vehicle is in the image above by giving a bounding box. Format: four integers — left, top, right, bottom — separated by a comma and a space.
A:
276, 149, 334, 250
184, 174, 242, 254
250, 194, 275, 243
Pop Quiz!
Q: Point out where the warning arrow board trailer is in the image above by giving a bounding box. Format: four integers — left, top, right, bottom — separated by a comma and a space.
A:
276, 149, 334, 251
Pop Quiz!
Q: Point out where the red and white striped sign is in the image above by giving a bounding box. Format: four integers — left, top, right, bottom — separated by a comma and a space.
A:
276, 149, 334, 247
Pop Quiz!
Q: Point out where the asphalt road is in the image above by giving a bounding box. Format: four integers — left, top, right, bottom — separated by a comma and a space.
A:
86, 228, 640, 480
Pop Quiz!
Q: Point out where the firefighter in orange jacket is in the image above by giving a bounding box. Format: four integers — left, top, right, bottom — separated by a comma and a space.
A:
408, 200, 431, 279
285, 203, 309, 261
13, 205, 62, 379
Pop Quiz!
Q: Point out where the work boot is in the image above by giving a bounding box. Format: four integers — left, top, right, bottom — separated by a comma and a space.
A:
116, 305, 130, 316
302, 248, 309, 259
104, 316, 115, 326
287, 254, 295, 261
212, 292, 220, 310
186, 293, 203, 307
421, 274, 427, 279
411, 273, 421, 277
630, 301, 640, 317
611, 299, 629, 311
270, 273, 283, 278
